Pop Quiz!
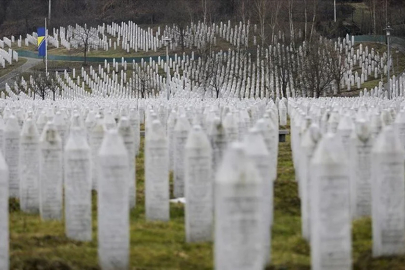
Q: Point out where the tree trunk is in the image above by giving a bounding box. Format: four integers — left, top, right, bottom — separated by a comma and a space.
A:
180, 27, 185, 52
84, 45, 88, 65
309, 0, 317, 42
304, 0, 307, 40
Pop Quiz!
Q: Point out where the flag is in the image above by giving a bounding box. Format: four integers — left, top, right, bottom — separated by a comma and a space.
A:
37, 27, 46, 57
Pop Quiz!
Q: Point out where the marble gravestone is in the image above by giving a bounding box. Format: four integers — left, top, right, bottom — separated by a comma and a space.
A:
118, 117, 136, 209
255, 118, 277, 182
310, 132, 351, 270
173, 114, 190, 198
19, 117, 40, 213
54, 111, 67, 184
0, 150, 8, 270
4, 115, 20, 198
64, 127, 92, 241
145, 119, 169, 221
215, 142, 263, 270
166, 110, 177, 171
223, 112, 239, 144
98, 130, 130, 270
279, 101, 287, 126
337, 114, 354, 158
129, 108, 140, 156
371, 126, 405, 257
39, 122, 63, 221
243, 127, 272, 266
299, 123, 321, 241
185, 125, 213, 242
350, 119, 372, 219
90, 115, 104, 191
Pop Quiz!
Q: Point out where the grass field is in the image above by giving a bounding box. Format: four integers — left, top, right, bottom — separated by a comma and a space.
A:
8, 123, 405, 270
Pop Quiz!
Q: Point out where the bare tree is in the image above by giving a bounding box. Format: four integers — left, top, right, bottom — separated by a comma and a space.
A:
329, 48, 348, 95
236, 0, 252, 24
71, 25, 99, 66
301, 36, 346, 98
30, 71, 58, 100
254, 0, 270, 47
131, 64, 156, 98
197, 42, 246, 99
167, 0, 193, 52
309, 0, 319, 42
202, 0, 208, 24
268, 0, 282, 42
288, 0, 295, 45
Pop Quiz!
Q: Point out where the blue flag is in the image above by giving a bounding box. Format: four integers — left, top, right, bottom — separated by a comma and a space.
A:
37, 27, 46, 57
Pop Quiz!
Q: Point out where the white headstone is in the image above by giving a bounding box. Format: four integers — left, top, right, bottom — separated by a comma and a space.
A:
145, 119, 169, 221
371, 126, 405, 256
39, 122, 63, 220
167, 110, 177, 171
185, 125, 213, 242
215, 142, 263, 270
4, 115, 20, 198
0, 150, 8, 270
90, 115, 104, 191
98, 130, 129, 269
350, 119, 372, 219
243, 127, 272, 265
173, 114, 190, 198
299, 123, 321, 241
64, 127, 92, 241
118, 117, 136, 209
19, 118, 40, 213
311, 132, 351, 269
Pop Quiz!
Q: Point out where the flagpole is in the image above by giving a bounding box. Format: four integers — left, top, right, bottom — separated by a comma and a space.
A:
45, 18, 48, 75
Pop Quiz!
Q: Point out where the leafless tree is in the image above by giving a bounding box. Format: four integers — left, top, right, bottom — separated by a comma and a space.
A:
197, 42, 246, 99
309, 0, 319, 42
254, 0, 271, 47
288, 0, 295, 45
167, 0, 194, 52
301, 36, 347, 98
329, 48, 348, 95
131, 64, 155, 98
71, 25, 99, 66
236, 0, 251, 24
268, 0, 282, 42
30, 71, 58, 100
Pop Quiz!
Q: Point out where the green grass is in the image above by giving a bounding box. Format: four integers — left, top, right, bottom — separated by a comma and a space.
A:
8, 126, 405, 269
0, 58, 27, 78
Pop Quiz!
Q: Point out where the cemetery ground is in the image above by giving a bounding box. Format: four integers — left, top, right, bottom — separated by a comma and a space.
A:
5, 39, 405, 97
1, 32, 405, 268
339, 42, 405, 97
5, 123, 405, 270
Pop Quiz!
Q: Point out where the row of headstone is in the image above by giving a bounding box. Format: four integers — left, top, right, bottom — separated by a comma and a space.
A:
0, 96, 286, 269
289, 95, 405, 269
